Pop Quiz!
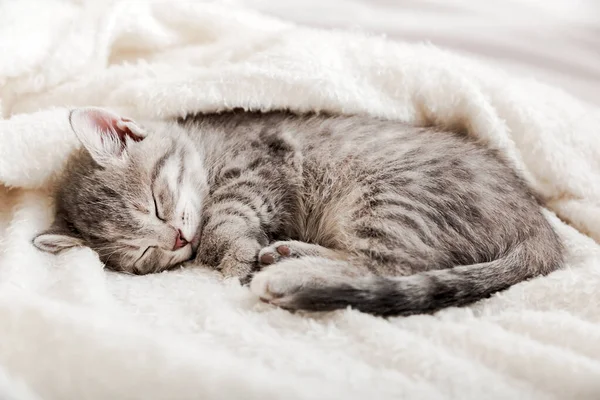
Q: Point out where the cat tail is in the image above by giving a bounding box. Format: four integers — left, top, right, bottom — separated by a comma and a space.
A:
285, 236, 563, 317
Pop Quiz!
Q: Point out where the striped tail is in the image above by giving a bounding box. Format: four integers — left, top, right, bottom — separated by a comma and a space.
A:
287, 238, 563, 317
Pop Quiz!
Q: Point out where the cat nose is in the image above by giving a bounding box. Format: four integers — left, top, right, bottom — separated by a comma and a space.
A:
173, 229, 188, 250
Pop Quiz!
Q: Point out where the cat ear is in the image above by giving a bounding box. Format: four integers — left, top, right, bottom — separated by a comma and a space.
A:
69, 107, 146, 166
32, 220, 84, 254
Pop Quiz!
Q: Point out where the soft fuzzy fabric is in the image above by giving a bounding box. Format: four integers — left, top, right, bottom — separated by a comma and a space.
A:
242, 0, 600, 107
1, 1, 600, 399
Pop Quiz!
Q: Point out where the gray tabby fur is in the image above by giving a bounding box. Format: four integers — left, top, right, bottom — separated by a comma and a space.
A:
33, 107, 564, 317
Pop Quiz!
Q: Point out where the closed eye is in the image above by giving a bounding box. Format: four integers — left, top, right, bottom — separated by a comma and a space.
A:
152, 192, 166, 222
136, 245, 157, 266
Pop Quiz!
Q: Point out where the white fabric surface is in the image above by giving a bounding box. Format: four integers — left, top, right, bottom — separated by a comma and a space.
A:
241, 0, 600, 108
1, 1, 600, 399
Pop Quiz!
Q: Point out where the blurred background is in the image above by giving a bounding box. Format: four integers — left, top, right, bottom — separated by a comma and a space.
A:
233, 0, 600, 106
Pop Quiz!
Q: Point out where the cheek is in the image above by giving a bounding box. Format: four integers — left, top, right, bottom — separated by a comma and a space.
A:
130, 214, 168, 245
142, 225, 178, 249
134, 214, 155, 233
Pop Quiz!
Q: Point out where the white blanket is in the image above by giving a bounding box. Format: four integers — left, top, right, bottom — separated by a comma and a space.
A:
1, 1, 600, 399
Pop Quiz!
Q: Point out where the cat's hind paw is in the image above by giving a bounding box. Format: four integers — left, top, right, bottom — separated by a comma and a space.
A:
250, 257, 359, 312
258, 241, 295, 266
251, 258, 323, 307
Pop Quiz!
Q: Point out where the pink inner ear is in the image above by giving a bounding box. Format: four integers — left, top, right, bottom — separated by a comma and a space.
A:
92, 112, 144, 147
120, 118, 145, 142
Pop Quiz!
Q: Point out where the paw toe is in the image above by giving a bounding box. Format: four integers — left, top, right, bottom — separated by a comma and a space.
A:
258, 242, 297, 266
259, 252, 276, 265
276, 245, 291, 256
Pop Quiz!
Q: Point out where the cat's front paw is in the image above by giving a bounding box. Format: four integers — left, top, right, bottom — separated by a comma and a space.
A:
195, 235, 261, 283
219, 252, 256, 283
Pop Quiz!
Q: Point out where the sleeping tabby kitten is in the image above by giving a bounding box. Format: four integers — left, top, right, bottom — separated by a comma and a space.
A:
33, 107, 564, 316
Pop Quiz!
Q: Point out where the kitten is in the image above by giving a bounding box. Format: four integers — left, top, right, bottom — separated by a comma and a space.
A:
33, 107, 564, 316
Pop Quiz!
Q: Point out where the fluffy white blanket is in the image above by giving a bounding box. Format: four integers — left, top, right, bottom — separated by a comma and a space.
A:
1, 1, 600, 399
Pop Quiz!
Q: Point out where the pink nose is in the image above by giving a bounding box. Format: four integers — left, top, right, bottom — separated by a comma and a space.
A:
173, 229, 188, 250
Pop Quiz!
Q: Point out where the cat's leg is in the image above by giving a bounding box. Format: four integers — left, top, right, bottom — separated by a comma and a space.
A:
251, 257, 372, 309
195, 131, 302, 280
258, 240, 348, 266
195, 201, 268, 279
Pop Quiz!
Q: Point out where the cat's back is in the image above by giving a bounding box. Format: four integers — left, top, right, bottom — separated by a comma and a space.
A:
179, 109, 544, 258
178, 110, 518, 186
179, 109, 490, 159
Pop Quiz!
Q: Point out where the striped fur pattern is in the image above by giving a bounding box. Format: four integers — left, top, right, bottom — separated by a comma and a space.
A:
34, 108, 564, 316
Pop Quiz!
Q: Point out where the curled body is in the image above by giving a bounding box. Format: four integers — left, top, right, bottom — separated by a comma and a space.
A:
34, 108, 564, 316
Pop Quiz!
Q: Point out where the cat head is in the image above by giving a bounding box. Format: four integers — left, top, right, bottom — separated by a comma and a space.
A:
33, 107, 208, 274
